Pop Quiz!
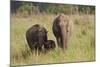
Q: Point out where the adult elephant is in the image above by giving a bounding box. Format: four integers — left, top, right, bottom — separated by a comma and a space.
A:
26, 24, 48, 52
52, 13, 73, 49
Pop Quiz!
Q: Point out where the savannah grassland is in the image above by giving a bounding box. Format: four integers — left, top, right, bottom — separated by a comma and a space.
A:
11, 14, 95, 66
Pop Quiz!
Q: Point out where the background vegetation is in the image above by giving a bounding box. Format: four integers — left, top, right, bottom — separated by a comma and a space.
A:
11, 1, 95, 66
11, 1, 95, 15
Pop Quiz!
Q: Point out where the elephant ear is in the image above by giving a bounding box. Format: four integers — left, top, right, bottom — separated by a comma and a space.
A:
53, 17, 60, 28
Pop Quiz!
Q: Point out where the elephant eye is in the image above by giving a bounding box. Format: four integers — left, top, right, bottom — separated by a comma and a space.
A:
67, 30, 69, 32
67, 28, 69, 32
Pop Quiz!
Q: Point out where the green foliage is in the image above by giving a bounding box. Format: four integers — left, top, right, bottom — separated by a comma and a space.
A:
11, 1, 95, 15
47, 5, 71, 14
18, 2, 32, 13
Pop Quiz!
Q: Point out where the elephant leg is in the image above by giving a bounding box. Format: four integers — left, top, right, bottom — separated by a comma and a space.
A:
28, 41, 34, 52
57, 37, 63, 48
37, 45, 42, 52
61, 37, 64, 48
35, 44, 42, 55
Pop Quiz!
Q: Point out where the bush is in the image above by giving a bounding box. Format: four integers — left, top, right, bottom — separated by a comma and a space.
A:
47, 5, 71, 14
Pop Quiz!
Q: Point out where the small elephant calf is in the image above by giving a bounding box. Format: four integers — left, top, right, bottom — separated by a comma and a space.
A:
44, 40, 56, 51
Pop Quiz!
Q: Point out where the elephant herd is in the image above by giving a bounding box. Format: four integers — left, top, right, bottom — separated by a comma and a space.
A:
26, 13, 73, 53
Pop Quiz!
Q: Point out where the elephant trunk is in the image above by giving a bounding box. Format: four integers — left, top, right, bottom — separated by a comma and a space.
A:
60, 22, 68, 49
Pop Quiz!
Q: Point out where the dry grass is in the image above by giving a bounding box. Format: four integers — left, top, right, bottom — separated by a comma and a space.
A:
10, 14, 95, 66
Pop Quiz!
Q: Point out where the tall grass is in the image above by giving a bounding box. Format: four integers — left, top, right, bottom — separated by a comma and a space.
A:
11, 14, 95, 66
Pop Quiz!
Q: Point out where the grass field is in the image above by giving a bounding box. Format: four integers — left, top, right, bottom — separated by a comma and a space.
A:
11, 14, 95, 66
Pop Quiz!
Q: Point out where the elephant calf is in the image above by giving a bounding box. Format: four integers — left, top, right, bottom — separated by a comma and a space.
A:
44, 40, 56, 50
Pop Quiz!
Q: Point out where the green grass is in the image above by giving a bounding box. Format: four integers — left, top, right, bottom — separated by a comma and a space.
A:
11, 14, 95, 66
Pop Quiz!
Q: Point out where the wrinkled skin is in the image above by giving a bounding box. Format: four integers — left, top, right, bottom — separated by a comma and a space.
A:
52, 14, 73, 49
26, 24, 48, 52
